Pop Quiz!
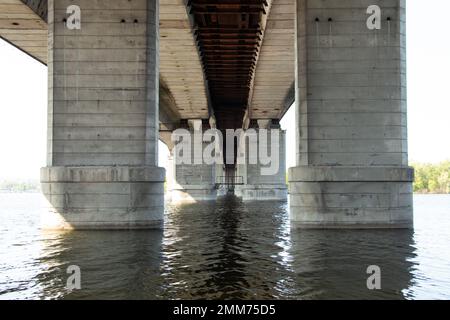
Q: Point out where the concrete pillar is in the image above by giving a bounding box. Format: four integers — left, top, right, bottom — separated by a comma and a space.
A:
288, 0, 413, 228
167, 120, 217, 202
41, 0, 165, 229
235, 123, 287, 201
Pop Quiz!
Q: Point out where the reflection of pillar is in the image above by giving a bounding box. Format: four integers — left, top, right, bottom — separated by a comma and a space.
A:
289, 229, 415, 299
235, 121, 287, 201
167, 120, 217, 202
165, 150, 175, 202
41, 0, 165, 229
38, 230, 164, 299
216, 164, 227, 196
289, 0, 413, 228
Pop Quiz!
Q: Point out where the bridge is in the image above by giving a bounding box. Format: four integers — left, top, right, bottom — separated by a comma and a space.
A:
0, 0, 413, 229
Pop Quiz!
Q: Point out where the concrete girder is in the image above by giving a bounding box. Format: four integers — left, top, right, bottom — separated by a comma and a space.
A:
248, 0, 296, 120
0, 0, 47, 63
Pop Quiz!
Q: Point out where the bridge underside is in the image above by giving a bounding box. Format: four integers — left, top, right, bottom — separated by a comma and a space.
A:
1, 0, 295, 131
0, 0, 47, 63
1, 0, 413, 229
189, 0, 266, 130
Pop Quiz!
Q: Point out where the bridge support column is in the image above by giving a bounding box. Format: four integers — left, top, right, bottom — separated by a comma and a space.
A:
167, 120, 217, 202
41, 0, 165, 229
288, 0, 413, 228
235, 121, 287, 201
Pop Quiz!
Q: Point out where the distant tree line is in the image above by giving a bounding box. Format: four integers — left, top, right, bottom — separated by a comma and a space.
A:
0, 180, 40, 192
412, 161, 450, 194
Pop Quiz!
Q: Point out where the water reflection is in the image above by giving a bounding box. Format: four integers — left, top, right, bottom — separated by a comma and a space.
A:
36, 230, 163, 300
289, 230, 416, 299
159, 196, 293, 299
1, 193, 449, 300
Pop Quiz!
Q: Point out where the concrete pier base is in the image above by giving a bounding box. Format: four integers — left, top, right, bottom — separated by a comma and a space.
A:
235, 184, 287, 201
167, 160, 217, 203
166, 120, 218, 203
169, 185, 217, 202
41, 166, 165, 230
288, 166, 414, 229
235, 126, 287, 201
167, 161, 218, 202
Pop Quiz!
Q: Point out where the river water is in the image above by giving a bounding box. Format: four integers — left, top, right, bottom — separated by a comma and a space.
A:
0, 193, 449, 300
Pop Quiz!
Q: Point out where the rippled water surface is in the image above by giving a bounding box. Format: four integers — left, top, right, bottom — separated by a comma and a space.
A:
0, 193, 449, 300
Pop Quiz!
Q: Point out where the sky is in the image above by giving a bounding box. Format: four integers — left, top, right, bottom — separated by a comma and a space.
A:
1, 1, 449, 180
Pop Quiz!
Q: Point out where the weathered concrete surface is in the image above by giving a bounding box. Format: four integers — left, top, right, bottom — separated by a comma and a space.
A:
289, 0, 413, 228
41, 166, 165, 229
249, 0, 295, 120
42, 0, 164, 229
0, 0, 47, 63
235, 127, 287, 201
159, 0, 209, 120
168, 164, 217, 202
289, 167, 413, 229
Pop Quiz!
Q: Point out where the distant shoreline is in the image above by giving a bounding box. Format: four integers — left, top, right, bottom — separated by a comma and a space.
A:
0, 181, 40, 193
0, 190, 40, 193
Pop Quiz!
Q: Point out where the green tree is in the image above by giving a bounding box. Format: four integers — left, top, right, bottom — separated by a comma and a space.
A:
412, 161, 450, 194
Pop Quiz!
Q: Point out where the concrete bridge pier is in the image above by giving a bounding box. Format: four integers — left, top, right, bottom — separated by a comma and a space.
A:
288, 0, 414, 228
167, 120, 217, 202
40, 0, 165, 229
235, 120, 287, 201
